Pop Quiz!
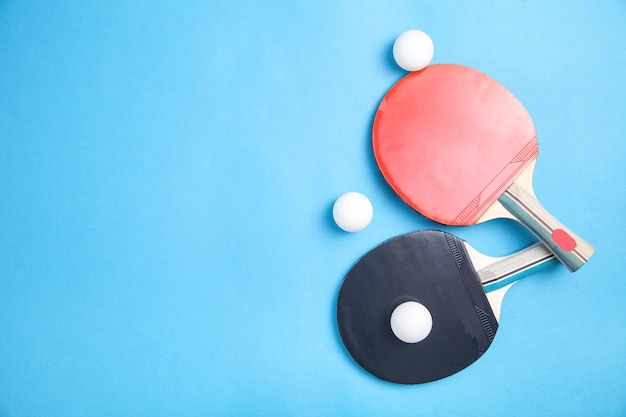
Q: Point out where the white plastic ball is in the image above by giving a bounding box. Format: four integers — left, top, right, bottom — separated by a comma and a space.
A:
332, 192, 373, 232
390, 301, 433, 343
392, 29, 434, 72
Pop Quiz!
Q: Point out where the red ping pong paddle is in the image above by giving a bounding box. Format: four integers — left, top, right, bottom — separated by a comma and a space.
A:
372, 64, 594, 271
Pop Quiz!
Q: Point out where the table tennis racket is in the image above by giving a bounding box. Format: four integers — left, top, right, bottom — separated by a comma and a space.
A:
372, 64, 594, 272
336, 229, 556, 384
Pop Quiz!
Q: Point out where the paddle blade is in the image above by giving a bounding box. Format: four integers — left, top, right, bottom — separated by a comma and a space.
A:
373, 64, 537, 225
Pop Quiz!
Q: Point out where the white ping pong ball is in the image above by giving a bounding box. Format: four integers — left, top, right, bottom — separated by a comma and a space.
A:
332, 192, 373, 232
390, 301, 433, 344
392, 29, 434, 72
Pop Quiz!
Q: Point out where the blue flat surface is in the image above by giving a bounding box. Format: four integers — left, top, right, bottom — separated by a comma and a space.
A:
1, 1, 625, 416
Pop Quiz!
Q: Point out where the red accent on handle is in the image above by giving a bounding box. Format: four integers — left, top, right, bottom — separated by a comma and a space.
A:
552, 229, 577, 252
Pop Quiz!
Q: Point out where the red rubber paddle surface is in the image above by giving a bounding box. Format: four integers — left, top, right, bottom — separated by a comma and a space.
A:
373, 64, 538, 225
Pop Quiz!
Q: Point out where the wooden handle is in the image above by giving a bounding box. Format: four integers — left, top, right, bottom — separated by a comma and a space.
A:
498, 181, 595, 272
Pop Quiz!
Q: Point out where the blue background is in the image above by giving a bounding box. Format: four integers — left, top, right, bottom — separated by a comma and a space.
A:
1, 1, 625, 416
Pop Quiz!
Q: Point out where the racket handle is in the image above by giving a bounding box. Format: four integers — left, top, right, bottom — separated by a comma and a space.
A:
498, 182, 595, 272
478, 242, 557, 292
